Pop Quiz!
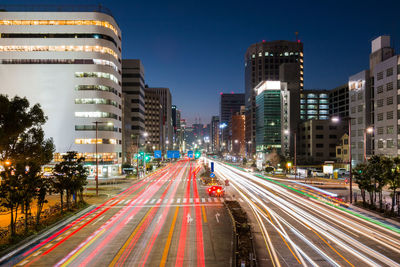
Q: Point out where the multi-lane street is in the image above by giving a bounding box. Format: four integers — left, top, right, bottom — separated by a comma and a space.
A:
214, 161, 400, 267
3, 160, 232, 267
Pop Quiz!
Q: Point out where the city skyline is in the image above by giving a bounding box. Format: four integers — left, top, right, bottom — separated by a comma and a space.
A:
2, 0, 400, 125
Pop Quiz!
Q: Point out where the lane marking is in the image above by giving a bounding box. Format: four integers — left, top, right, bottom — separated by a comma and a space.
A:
201, 205, 208, 223
160, 207, 179, 267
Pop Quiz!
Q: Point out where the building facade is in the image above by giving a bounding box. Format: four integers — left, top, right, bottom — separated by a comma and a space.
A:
244, 40, 303, 155
231, 113, 245, 156
0, 8, 122, 177
220, 93, 245, 150
145, 87, 172, 151
255, 81, 290, 155
329, 84, 349, 119
122, 59, 145, 164
211, 116, 220, 152
336, 133, 350, 163
300, 90, 330, 121
144, 89, 162, 151
298, 119, 346, 163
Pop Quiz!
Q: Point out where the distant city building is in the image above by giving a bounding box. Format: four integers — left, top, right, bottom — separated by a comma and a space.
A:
145, 87, 172, 151
245, 40, 303, 155
220, 93, 245, 149
172, 105, 177, 142
144, 89, 162, 151
231, 112, 245, 156
298, 119, 346, 163
122, 59, 145, 164
0, 8, 122, 177
329, 84, 349, 119
211, 116, 220, 152
300, 90, 330, 121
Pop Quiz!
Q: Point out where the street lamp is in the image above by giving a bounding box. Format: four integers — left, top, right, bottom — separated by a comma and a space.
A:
364, 127, 373, 162
92, 121, 112, 196
331, 116, 354, 203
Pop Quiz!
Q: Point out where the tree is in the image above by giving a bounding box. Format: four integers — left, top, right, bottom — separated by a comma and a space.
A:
53, 151, 88, 210
0, 95, 54, 237
382, 157, 400, 213
353, 163, 369, 206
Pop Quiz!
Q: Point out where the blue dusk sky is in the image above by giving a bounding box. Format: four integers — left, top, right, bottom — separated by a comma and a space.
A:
2, 0, 400, 125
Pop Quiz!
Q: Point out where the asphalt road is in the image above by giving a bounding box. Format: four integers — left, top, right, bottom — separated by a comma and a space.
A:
4, 160, 232, 267
214, 161, 400, 267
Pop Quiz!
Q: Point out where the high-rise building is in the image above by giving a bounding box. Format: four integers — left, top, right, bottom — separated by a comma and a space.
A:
220, 93, 245, 149
231, 112, 245, 156
145, 87, 172, 151
144, 89, 162, 150
0, 7, 122, 177
254, 81, 290, 155
369, 36, 398, 159
122, 59, 145, 164
172, 105, 177, 142
245, 40, 303, 155
211, 116, 220, 152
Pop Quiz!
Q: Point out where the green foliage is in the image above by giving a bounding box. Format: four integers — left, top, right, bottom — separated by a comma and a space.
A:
0, 94, 54, 237
52, 151, 88, 211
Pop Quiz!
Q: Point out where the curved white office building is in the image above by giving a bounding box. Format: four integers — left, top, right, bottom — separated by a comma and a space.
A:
0, 7, 122, 177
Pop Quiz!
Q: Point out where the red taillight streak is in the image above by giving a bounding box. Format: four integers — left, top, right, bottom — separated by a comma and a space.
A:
24, 166, 171, 267
175, 163, 192, 267
79, 164, 181, 266
138, 163, 186, 266
192, 166, 205, 267
117, 163, 183, 266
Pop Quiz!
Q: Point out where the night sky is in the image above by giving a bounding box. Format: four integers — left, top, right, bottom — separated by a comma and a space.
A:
3, 0, 400, 125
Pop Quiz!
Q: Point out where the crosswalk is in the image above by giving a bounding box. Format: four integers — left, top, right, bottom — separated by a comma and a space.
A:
115, 196, 245, 205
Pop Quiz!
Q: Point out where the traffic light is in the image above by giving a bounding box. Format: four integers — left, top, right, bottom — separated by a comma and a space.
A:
194, 151, 201, 159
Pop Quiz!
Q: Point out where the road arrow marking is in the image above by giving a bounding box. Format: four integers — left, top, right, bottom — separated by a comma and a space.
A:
125, 215, 134, 225
215, 213, 220, 223
157, 215, 162, 223
187, 214, 193, 224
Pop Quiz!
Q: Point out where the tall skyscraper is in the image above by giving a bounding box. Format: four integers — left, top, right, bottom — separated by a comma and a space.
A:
219, 93, 245, 148
245, 40, 303, 155
122, 59, 145, 164
145, 87, 172, 151
0, 6, 122, 177
144, 89, 162, 150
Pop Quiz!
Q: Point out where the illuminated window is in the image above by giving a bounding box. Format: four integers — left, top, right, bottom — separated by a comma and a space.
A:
319, 94, 328, 98
74, 111, 118, 119
300, 52, 303, 57
75, 85, 118, 95
265, 52, 269, 56
75, 138, 117, 144
252, 54, 255, 58
0, 45, 118, 59
75, 98, 118, 107
284, 52, 289, 56
258, 52, 262, 57
75, 72, 119, 84
0, 20, 118, 36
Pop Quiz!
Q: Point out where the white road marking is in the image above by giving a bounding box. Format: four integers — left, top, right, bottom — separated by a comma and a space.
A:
202, 198, 206, 203
150, 199, 156, 204
157, 199, 162, 204
143, 199, 149, 204
163, 199, 169, 204
189, 198, 193, 203
183, 198, 187, 203
92, 215, 105, 226
177, 198, 181, 203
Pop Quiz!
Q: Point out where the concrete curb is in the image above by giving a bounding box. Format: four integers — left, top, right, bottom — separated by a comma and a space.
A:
0, 204, 95, 265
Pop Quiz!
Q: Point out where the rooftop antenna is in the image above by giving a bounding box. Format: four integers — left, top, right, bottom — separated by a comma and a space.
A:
295, 32, 299, 42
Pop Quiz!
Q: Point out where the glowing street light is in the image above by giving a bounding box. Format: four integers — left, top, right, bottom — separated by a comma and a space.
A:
364, 127, 374, 162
